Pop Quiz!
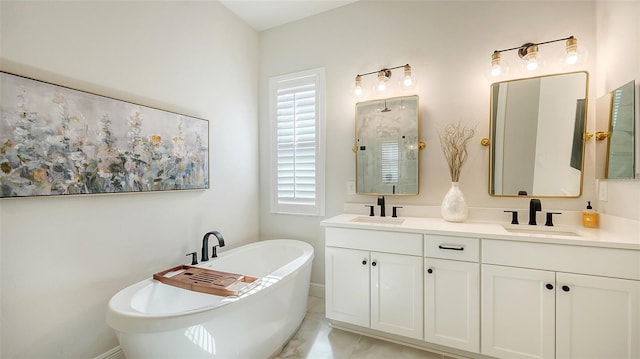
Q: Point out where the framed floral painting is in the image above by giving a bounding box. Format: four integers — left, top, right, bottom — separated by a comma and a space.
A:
0, 71, 209, 198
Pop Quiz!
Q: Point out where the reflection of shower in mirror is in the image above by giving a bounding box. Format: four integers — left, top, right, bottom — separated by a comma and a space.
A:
355, 95, 421, 195
382, 99, 391, 112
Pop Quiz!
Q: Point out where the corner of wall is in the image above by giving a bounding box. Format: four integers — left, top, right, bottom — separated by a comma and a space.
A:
594, 0, 640, 221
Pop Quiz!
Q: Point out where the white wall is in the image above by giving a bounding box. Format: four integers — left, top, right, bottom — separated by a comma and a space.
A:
258, 1, 598, 286
0, 2, 259, 358
595, 0, 640, 219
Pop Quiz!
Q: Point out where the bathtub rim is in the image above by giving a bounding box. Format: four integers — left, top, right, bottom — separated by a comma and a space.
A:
106, 239, 314, 334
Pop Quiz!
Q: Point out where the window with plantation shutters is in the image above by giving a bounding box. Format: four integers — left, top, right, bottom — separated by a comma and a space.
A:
270, 68, 325, 216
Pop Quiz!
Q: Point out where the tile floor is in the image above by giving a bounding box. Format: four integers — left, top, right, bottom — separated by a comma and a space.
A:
276, 296, 459, 359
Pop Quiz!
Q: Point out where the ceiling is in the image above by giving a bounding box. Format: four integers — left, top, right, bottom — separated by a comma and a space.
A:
219, 0, 359, 32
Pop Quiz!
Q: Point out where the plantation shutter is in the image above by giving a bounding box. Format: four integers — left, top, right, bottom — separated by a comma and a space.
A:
276, 83, 316, 205
270, 68, 325, 215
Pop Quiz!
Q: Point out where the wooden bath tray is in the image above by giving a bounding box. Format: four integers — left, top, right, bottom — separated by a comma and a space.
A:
153, 265, 259, 296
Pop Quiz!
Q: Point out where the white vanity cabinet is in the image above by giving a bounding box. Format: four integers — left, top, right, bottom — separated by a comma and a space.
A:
325, 246, 370, 327
424, 235, 480, 353
481, 239, 640, 359
322, 214, 640, 359
481, 264, 556, 359
325, 227, 423, 339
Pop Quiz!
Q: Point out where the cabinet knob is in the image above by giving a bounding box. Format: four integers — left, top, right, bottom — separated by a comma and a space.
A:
362, 259, 367, 265
371, 261, 377, 266
545, 283, 554, 290
427, 268, 433, 274
562, 285, 570, 292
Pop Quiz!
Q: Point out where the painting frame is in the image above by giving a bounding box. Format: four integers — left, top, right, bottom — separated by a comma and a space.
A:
0, 71, 209, 198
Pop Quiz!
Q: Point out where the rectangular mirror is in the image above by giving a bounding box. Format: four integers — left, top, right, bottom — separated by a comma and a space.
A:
355, 95, 419, 195
597, 80, 636, 179
489, 72, 588, 197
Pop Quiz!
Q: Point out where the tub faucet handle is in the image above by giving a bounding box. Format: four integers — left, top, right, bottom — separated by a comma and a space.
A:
186, 252, 198, 265
212, 245, 221, 258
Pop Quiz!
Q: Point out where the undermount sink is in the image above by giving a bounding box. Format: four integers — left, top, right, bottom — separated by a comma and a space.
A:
350, 216, 405, 225
502, 225, 580, 237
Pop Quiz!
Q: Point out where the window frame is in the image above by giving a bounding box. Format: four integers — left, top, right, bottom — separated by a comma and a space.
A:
269, 68, 325, 216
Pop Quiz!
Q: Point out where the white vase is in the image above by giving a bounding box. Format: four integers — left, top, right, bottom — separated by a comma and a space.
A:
441, 182, 468, 222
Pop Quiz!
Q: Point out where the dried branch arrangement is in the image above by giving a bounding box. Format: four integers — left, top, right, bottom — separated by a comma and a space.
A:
439, 122, 476, 182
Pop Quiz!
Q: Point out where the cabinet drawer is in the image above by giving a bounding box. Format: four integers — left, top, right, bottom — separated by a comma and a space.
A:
326, 227, 422, 255
483, 239, 640, 280
425, 235, 479, 262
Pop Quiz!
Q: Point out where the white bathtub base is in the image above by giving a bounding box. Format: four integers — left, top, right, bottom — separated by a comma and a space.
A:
108, 240, 313, 359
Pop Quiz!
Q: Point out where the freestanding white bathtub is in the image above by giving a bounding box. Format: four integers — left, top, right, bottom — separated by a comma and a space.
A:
107, 239, 314, 358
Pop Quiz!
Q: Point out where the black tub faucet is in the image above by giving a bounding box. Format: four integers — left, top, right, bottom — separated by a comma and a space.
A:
201, 231, 225, 261
529, 199, 542, 225
377, 196, 386, 217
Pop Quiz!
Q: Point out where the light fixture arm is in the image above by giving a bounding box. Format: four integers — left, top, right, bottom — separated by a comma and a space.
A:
356, 64, 409, 79
492, 35, 575, 56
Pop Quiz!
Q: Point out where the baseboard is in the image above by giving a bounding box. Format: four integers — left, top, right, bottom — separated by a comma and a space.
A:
308, 282, 325, 298
94, 346, 125, 359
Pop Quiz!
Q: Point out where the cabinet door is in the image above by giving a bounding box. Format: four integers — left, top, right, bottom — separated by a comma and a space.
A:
425, 258, 479, 353
370, 251, 423, 339
325, 247, 370, 327
481, 264, 556, 359
556, 273, 640, 359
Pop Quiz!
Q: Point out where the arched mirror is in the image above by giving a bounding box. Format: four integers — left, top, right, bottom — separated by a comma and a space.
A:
355, 95, 422, 195
488, 72, 588, 197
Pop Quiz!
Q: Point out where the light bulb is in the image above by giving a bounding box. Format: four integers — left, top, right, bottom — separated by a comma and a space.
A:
485, 51, 509, 80
376, 69, 390, 92
491, 66, 502, 77
377, 80, 387, 92
403, 76, 414, 87
565, 37, 579, 65
523, 44, 539, 72
354, 75, 363, 96
491, 52, 503, 77
402, 64, 416, 88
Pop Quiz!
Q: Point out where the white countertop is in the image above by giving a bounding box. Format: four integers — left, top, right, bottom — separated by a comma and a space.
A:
321, 213, 640, 250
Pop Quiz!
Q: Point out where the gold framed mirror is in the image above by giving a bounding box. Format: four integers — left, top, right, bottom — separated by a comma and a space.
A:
355, 95, 422, 195
596, 80, 636, 179
488, 71, 589, 197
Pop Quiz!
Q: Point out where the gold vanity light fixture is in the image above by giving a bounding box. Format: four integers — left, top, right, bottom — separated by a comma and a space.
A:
489, 36, 583, 78
354, 64, 415, 97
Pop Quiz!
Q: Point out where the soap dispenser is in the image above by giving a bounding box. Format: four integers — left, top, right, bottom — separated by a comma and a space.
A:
582, 201, 599, 228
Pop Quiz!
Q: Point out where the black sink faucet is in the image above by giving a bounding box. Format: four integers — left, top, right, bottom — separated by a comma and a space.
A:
529, 199, 542, 225
377, 196, 386, 217
201, 231, 225, 261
